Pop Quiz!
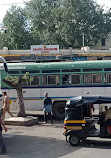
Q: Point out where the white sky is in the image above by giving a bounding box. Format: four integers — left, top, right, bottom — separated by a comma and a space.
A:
0, 0, 111, 23
0, 0, 30, 23
96, 0, 111, 10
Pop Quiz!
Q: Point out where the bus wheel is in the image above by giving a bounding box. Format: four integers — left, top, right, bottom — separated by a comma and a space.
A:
69, 135, 80, 146
52, 102, 65, 120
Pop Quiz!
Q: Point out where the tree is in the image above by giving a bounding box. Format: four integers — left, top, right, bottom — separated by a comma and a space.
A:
25, 0, 62, 45
0, 32, 11, 49
57, 0, 108, 48
3, 72, 33, 117
25, 0, 111, 48
2, 6, 33, 49
1, 0, 111, 49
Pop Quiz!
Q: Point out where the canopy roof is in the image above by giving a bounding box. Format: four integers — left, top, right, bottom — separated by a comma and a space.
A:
66, 96, 111, 108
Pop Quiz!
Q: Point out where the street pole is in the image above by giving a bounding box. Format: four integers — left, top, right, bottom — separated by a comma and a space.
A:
82, 32, 85, 53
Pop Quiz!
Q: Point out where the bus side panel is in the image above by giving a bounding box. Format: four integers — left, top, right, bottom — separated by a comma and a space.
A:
6, 88, 42, 111
104, 86, 111, 95
83, 86, 105, 95
23, 88, 42, 110
4, 86, 111, 111
41, 87, 83, 104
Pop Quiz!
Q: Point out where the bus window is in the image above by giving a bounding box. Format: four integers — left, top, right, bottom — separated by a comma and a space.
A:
62, 75, 71, 85
84, 74, 102, 84
30, 76, 39, 85
71, 74, 80, 84
22, 76, 39, 86
93, 74, 102, 83
84, 74, 92, 84
22, 79, 28, 86
105, 74, 111, 83
42, 75, 60, 85
48, 75, 56, 84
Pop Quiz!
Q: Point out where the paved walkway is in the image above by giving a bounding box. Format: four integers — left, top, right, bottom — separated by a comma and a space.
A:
11, 109, 44, 115
1, 123, 111, 158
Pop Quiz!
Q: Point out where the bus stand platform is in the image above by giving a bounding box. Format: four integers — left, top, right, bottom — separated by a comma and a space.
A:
4, 110, 63, 127
11, 109, 44, 116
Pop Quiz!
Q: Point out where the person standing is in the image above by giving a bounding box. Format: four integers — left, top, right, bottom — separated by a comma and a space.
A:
0, 110, 7, 154
43, 93, 53, 124
2, 92, 14, 120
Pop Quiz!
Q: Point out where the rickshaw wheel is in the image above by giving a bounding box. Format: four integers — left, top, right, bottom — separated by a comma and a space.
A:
69, 135, 80, 146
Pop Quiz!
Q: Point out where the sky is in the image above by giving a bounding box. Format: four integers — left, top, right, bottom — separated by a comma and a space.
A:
0, 0, 111, 23
96, 0, 111, 10
0, 0, 30, 23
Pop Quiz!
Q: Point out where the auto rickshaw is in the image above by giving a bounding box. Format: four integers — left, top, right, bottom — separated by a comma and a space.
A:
64, 95, 111, 146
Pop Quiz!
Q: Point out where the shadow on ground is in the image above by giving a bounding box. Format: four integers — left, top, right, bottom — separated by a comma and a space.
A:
3, 134, 111, 158
4, 134, 78, 158
82, 139, 111, 149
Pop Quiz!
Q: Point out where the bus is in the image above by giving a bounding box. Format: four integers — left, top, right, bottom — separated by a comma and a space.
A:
1, 60, 111, 119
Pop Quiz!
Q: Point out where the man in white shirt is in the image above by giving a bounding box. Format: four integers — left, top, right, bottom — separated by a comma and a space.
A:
2, 92, 14, 120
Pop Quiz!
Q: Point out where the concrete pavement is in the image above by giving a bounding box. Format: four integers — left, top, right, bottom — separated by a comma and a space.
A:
1, 122, 111, 158
1, 110, 111, 158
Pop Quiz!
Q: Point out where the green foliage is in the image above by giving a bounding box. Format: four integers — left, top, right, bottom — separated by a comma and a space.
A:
22, 72, 30, 80
5, 75, 19, 85
0, 0, 111, 49
22, 72, 34, 83
4, 72, 33, 86
1, 6, 33, 49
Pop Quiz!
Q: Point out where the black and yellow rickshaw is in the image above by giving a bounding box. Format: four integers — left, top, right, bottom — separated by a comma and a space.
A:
64, 96, 111, 146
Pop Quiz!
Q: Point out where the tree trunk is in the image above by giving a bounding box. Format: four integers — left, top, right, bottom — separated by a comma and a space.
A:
16, 86, 26, 117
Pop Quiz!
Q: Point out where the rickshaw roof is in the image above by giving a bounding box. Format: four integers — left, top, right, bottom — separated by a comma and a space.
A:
67, 96, 111, 108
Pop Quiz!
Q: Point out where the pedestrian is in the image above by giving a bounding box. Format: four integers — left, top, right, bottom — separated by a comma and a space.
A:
43, 92, 53, 124
89, 104, 95, 116
0, 109, 7, 154
2, 92, 14, 120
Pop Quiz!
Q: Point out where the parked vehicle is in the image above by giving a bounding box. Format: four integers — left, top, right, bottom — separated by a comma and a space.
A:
64, 96, 111, 146
1, 60, 111, 119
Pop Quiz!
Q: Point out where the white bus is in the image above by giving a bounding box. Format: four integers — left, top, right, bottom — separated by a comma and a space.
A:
1, 60, 111, 119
